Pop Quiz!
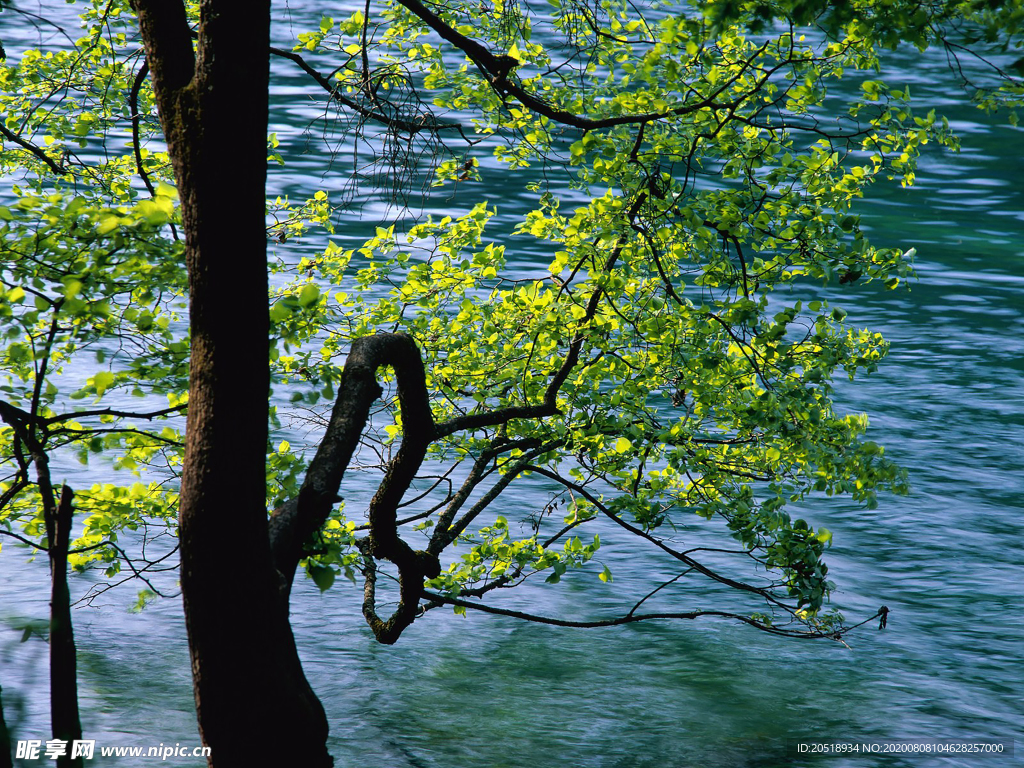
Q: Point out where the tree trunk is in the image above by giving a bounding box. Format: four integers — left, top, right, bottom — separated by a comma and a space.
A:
0, 684, 12, 768
49, 486, 82, 768
130, 2, 331, 764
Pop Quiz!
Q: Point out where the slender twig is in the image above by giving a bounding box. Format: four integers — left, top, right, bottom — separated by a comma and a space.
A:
0, 122, 66, 176
44, 404, 185, 426
423, 590, 872, 639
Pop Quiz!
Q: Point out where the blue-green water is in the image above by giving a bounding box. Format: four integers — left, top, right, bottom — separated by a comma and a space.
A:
1, 5, 1022, 767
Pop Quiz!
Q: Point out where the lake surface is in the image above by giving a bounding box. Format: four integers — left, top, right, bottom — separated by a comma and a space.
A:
1, 4, 1022, 766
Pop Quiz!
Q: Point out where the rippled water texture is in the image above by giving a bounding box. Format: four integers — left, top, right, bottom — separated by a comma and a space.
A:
1, 4, 1022, 766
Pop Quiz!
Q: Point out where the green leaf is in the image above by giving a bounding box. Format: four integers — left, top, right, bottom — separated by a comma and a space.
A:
92, 371, 115, 395
96, 215, 121, 234
270, 302, 292, 322
298, 284, 320, 307
308, 562, 336, 592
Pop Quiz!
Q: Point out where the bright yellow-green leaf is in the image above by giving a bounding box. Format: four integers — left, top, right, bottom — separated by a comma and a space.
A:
298, 284, 320, 307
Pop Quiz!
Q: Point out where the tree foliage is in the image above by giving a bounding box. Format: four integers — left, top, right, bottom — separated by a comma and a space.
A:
1, 0, 1021, 728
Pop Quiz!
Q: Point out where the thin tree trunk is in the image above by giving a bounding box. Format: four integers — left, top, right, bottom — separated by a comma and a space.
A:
0, 684, 12, 768
130, 2, 331, 764
1, 406, 84, 766
48, 486, 82, 768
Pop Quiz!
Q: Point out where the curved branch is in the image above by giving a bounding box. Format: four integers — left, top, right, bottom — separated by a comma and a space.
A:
266, 332, 448, 643
358, 545, 429, 645
359, 345, 442, 643
0, 122, 66, 176
393, 0, 769, 131
43, 403, 186, 426
49, 426, 183, 447
129, 58, 157, 196
268, 46, 464, 136
269, 333, 438, 605
422, 590, 877, 639
524, 464, 796, 613
0, 528, 48, 551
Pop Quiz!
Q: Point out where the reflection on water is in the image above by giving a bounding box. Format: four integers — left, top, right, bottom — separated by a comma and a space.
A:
1, 6, 1022, 767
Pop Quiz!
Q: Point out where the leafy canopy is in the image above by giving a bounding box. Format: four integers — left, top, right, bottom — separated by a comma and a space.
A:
1, 0, 1019, 635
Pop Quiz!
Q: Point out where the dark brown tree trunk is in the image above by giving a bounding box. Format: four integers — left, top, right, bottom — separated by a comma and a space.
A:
0, 684, 12, 768
0, 406, 84, 766
130, 2, 331, 764
49, 486, 82, 768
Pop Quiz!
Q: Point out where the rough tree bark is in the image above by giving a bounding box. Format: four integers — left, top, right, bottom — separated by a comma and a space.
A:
47, 485, 82, 768
130, 2, 331, 764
